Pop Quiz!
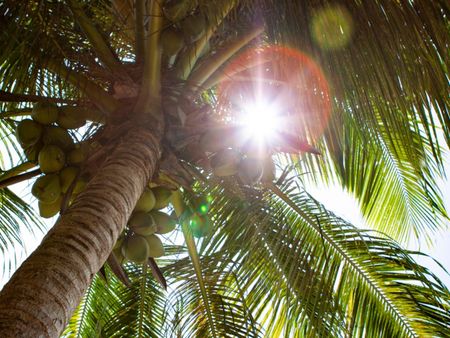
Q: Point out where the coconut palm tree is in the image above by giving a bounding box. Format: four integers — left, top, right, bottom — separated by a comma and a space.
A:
0, 0, 449, 337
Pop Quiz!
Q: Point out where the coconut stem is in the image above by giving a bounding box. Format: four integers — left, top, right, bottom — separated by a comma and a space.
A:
0, 168, 41, 190
188, 25, 264, 90
46, 59, 119, 114
202, 53, 272, 91
67, 0, 127, 79
135, 0, 146, 65
174, 0, 237, 80
133, 0, 163, 115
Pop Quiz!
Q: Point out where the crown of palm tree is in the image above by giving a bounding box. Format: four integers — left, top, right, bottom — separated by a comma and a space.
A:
0, 0, 449, 337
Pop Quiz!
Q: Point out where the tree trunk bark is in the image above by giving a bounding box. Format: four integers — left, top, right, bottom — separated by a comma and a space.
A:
0, 127, 160, 337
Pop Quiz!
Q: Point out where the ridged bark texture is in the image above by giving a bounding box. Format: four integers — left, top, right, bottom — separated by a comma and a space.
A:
0, 127, 160, 337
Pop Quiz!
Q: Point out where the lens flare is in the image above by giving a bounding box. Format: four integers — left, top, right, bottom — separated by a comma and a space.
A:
218, 45, 331, 142
310, 5, 354, 50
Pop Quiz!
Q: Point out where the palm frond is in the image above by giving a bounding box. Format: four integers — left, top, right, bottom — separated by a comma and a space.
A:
62, 264, 169, 338
183, 177, 450, 337
300, 104, 448, 243
258, 0, 449, 241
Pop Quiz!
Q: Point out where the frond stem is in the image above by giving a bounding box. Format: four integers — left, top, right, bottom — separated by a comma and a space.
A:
0, 168, 41, 189
188, 25, 264, 90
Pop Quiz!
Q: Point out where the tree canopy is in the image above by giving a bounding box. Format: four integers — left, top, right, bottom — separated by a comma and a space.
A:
0, 0, 449, 337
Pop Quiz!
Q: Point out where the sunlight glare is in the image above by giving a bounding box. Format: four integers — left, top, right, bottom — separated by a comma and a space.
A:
240, 101, 280, 141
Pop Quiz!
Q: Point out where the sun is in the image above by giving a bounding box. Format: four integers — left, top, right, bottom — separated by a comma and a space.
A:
239, 101, 280, 142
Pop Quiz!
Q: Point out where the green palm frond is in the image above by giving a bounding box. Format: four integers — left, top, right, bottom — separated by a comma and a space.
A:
165, 258, 263, 338
62, 264, 169, 338
300, 105, 448, 243
183, 177, 450, 337
255, 0, 450, 241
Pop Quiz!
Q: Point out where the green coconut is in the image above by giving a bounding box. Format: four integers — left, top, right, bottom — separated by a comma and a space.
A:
189, 213, 211, 238
199, 128, 241, 154
32, 174, 61, 204
162, 28, 184, 57
134, 188, 156, 212
238, 157, 264, 185
72, 178, 87, 196
16, 119, 43, 147
57, 106, 86, 129
32, 102, 59, 125
114, 232, 126, 250
151, 187, 173, 210
144, 234, 165, 258
150, 210, 177, 234
38, 145, 66, 173
180, 14, 206, 42
38, 196, 62, 218
59, 166, 79, 193
210, 149, 240, 177
42, 126, 74, 151
67, 144, 88, 165
129, 212, 157, 236
113, 247, 125, 264
121, 234, 150, 264
24, 141, 43, 163
192, 195, 211, 215
67, 144, 88, 166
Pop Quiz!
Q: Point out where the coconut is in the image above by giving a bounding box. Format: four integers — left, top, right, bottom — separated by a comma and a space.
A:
16, 119, 43, 147
193, 195, 211, 215
238, 157, 264, 185
210, 149, 240, 177
113, 247, 125, 264
189, 213, 211, 238
59, 166, 79, 193
24, 142, 43, 163
134, 188, 156, 212
180, 14, 205, 42
32, 174, 61, 204
199, 128, 241, 154
42, 126, 74, 151
121, 234, 149, 263
150, 210, 177, 234
151, 187, 173, 210
129, 212, 157, 236
32, 102, 59, 125
162, 27, 184, 56
67, 144, 87, 166
38, 145, 65, 173
57, 106, 86, 129
144, 234, 165, 258
38, 196, 62, 218
67, 145, 87, 165
72, 178, 87, 196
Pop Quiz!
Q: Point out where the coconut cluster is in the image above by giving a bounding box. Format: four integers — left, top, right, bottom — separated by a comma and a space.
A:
16, 102, 89, 218
114, 186, 177, 264
200, 129, 276, 185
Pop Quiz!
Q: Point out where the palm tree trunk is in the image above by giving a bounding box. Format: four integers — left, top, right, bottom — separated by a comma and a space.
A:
0, 127, 160, 337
